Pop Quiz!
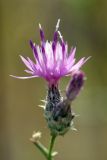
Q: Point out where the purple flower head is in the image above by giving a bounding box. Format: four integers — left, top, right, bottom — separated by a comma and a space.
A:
11, 19, 90, 86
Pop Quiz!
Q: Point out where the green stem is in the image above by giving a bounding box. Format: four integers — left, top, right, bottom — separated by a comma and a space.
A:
33, 140, 49, 159
48, 134, 56, 160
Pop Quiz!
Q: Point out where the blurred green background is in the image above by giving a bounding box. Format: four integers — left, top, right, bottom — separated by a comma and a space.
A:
0, 0, 107, 160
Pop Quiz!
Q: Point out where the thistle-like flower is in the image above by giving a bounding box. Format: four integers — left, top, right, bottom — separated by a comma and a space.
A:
11, 19, 89, 86
11, 19, 90, 160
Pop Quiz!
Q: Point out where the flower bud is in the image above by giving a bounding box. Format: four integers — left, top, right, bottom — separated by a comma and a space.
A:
66, 71, 85, 101
30, 131, 42, 143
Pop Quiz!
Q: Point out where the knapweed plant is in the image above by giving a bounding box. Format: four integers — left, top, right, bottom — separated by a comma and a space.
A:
11, 19, 90, 160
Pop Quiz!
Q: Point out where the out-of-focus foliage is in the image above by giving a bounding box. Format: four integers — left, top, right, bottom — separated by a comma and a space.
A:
0, 0, 107, 160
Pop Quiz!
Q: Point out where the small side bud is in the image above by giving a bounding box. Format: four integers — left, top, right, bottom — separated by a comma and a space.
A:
66, 71, 85, 101
30, 131, 42, 142
52, 151, 58, 157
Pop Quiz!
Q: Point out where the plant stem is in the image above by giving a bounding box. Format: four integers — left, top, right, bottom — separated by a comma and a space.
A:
31, 140, 49, 159
48, 134, 56, 160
